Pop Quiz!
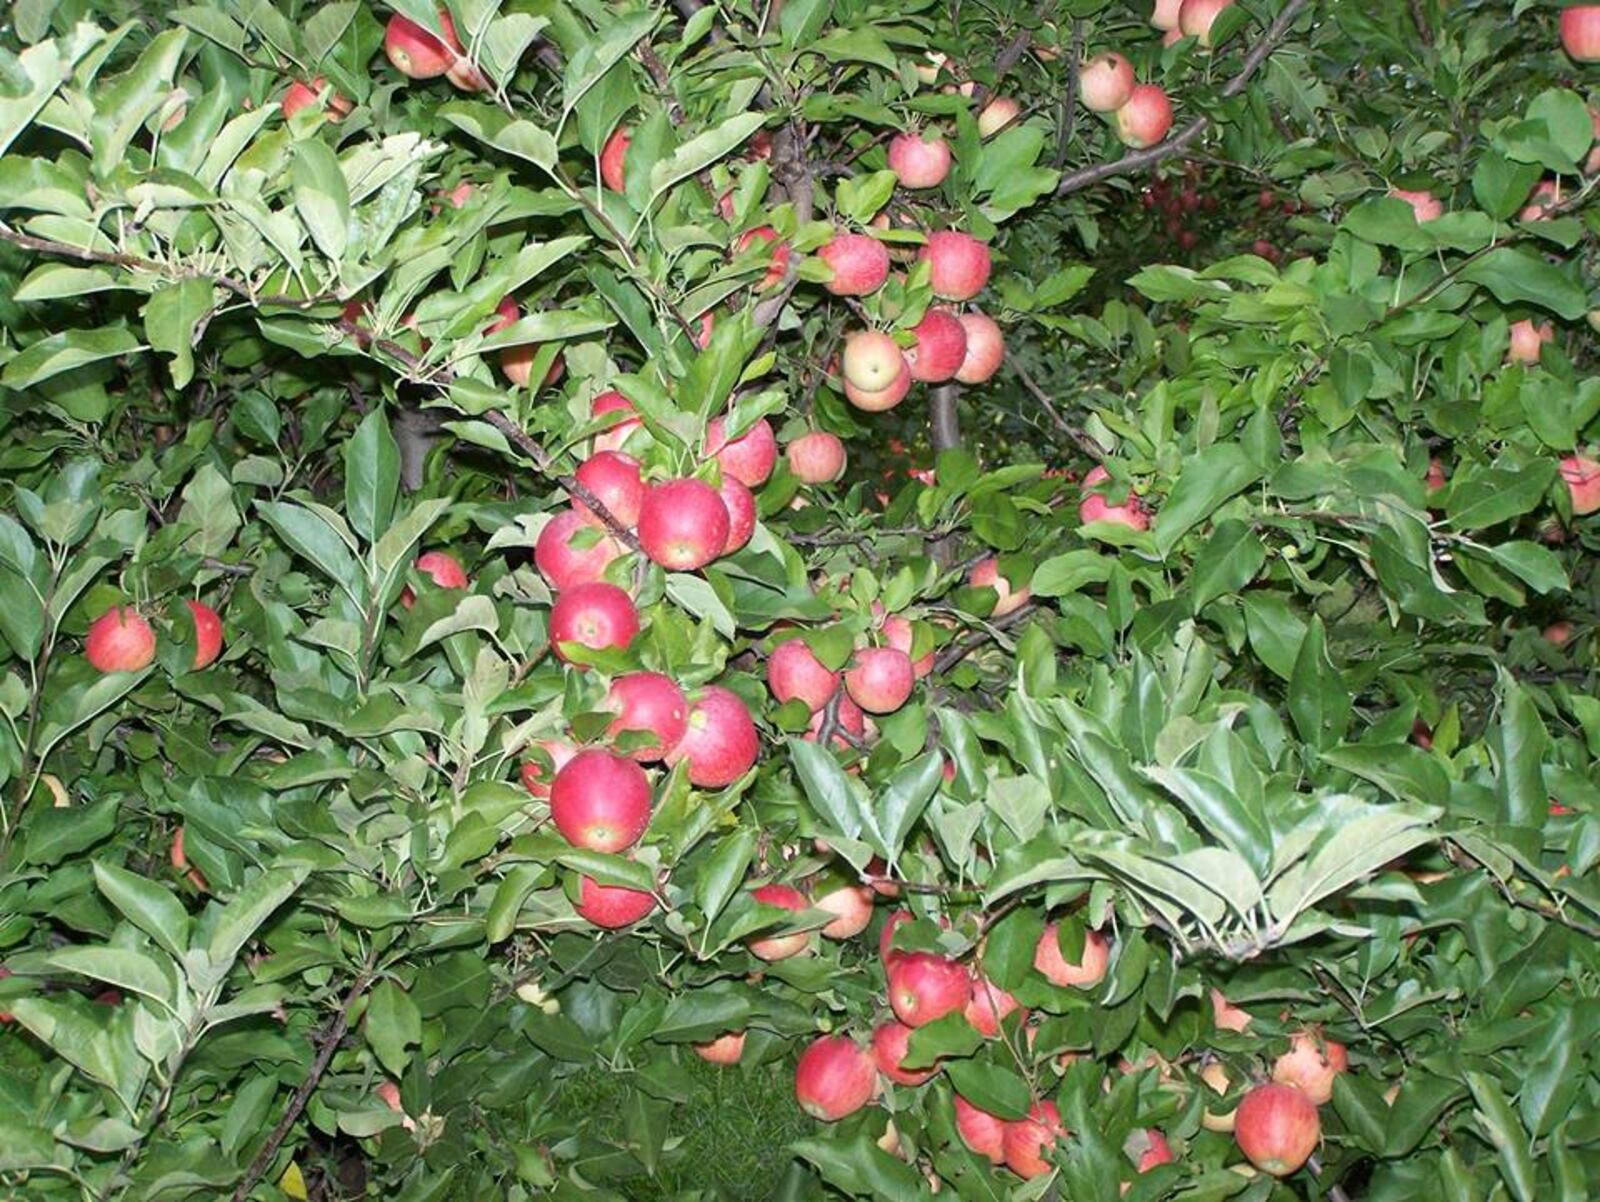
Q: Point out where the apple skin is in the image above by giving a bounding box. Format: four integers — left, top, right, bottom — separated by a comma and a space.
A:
575, 876, 658, 928
964, 974, 1023, 1038
788, 432, 848, 484
1034, 925, 1110, 988
1271, 1030, 1348, 1106
637, 479, 732, 571
574, 451, 645, 528
794, 1035, 879, 1120
282, 78, 351, 121
748, 882, 812, 960
887, 131, 953, 188
1506, 318, 1553, 365
600, 126, 631, 191
592, 390, 642, 453
842, 330, 906, 392
520, 739, 578, 800
845, 357, 913, 412
384, 12, 460, 79
954, 1095, 1007, 1163
815, 883, 874, 939
668, 685, 759, 788
184, 600, 224, 669
718, 477, 757, 555
705, 416, 778, 487
1003, 1100, 1067, 1179
969, 557, 1030, 617
768, 637, 842, 712
844, 647, 916, 714
955, 311, 1005, 383
1520, 178, 1562, 221
535, 509, 623, 590
919, 232, 992, 301
1210, 987, 1253, 1033
1563, 5, 1600, 61
818, 232, 891, 296
887, 951, 972, 1028
605, 672, 688, 762
977, 96, 1021, 138
694, 1031, 746, 1064
1179, 0, 1233, 47
1080, 52, 1135, 112
548, 749, 653, 853
881, 616, 933, 678
1234, 1083, 1321, 1176
736, 226, 791, 291
872, 1020, 939, 1085
1389, 188, 1442, 223
85, 607, 156, 673
1151, 0, 1184, 29
1079, 465, 1151, 531
548, 582, 640, 662
1116, 84, 1175, 149
906, 309, 968, 383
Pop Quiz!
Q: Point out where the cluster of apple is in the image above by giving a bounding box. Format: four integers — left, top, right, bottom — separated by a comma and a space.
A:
1152, 0, 1236, 48
82, 600, 224, 674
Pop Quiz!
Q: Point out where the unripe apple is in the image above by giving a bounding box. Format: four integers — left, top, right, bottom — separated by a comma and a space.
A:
1506, 318, 1553, 365
881, 616, 933, 678
842, 330, 906, 391
384, 12, 461, 79
668, 685, 759, 788
818, 232, 891, 296
748, 882, 812, 960
1200, 1061, 1239, 1132
575, 876, 658, 928
1210, 987, 1253, 1033
573, 451, 645, 528
1234, 1084, 1320, 1176
1079, 465, 1151, 531
872, 1020, 939, 1085
737, 226, 791, 291
788, 432, 848, 484
977, 96, 1021, 138
1151, 0, 1184, 30
845, 357, 913, 412
548, 749, 652, 852
955, 311, 1005, 383
845, 646, 916, 714
638, 479, 732, 571
535, 509, 623, 590
768, 637, 842, 712
794, 1035, 878, 1120
183, 599, 224, 669
1115, 84, 1174, 149
1034, 924, 1109, 988
695, 1030, 746, 1064
718, 476, 757, 555
1563, 5, 1600, 61
969, 557, 1030, 617
1389, 188, 1442, 223
906, 309, 968, 383
954, 1095, 1007, 1163
815, 883, 874, 939
1003, 1100, 1067, 1179
888, 131, 953, 189
919, 232, 992, 301
887, 951, 971, 1027
592, 390, 642, 453
705, 416, 778, 487
600, 126, 631, 192
1080, 52, 1135, 112
281, 78, 352, 121
548, 581, 640, 661
605, 672, 688, 762
1271, 1030, 1348, 1106
1179, 0, 1233, 47
964, 974, 1023, 1038
520, 739, 578, 800
85, 607, 156, 673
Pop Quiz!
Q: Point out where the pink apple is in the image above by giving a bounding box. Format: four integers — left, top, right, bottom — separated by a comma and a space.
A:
919, 232, 992, 301
737, 226, 791, 291
1179, 0, 1233, 47
592, 390, 642, 453
574, 451, 645, 528
788, 432, 848, 484
694, 1031, 746, 1064
281, 78, 351, 121
1271, 1030, 1348, 1106
844, 647, 915, 714
1545, 620, 1575, 646
768, 637, 842, 712
888, 131, 953, 188
964, 974, 1023, 1038
668, 686, 759, 788
818, 232, 891, 296
845, 357, 912, 412
906, 309, 968, 383
1563, 5, 1600, 61
815, 883, 874, 939
1079, 465, 1151, 531
1506, 318, 1553, 364
842, 330, 906, 392
954, 1095, 1007, 1163
794, 1035, 878, 1120
605, 672, 688, 762
548, 749, 652, 852
969, 557, 1031, 617
748, 882, 812, 960
416, 550, 468, 590
705, 416, 778, 487
1520, 178, 1562, 221
519, 739, 578, 800
1034, 925, 1109, 988
548, 581, 640, 661
881, 616, 933, 678
718, 476, 757, 555
1424, 457, 1447, 495
887, 952, 971, 1027
638, 479, 731, 571
575, 876, 658, 928
184, 600, 224, 669
1137, 1128, 1176, 1173
1004, 1100, 1067, 1179
1116, 84, 1174, 148
1151, 0, 1184, 29
384, 11, 461, 79
872, 1020, 939, 1085
535, 509, 623, 590
1080, 52, 1135, 112
82, 606, 154, 672
600, 126, 631, 192
1562, 455, 1600, 514
1210, 987, 1253, 1033
978, 96, 1021, 138
1234, 1084, 1320, 1176
1389, 188, 1442, 223
955, 311, 1005, 383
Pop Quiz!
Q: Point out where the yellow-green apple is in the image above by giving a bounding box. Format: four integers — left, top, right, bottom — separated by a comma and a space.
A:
1200, 1061, 1239, 1132
845, 357, 913, 412
843, 330, 907, 391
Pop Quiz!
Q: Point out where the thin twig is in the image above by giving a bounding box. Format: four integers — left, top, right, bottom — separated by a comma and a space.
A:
1008, 359, 1104, 460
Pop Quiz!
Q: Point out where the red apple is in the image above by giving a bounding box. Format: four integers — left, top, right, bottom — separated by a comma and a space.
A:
1116, 84, 1174, 148
384, 11, 460, 79
788, 432, 848, 484
969, 557, 1030, 617
282, 78, 351, 121
605, 672, 688, 762
573, 451, 645, 528
695, 1030, 746, 1064
806, 690, 867, 750
845, 358, 912, 413
872, 1020, 939, 1086
1151, 0, 1184, 29
1235, 1083, 1320, 1176
592, 390, 642, 453
1137, 1128, 1175, 1173
1563, 5, 1600, 61
768, 637, 841, 712
85, 607, 155, 673
794, 1035, 878, 1120
1520, 178, 1562, 221
416, 550, 468, 591
535, 509, 623, 590
575, 875, 658, 928
668, 685, 759, 788
954, 1095, 1007, 1163
170, 826, 209, 891
955, 311, 1005, 383
548, 749, 652, 852
1389, 188, 1442, 223
1080, 52, 1135, 112
881, 616, 933, 678
748, 882, 812, 960
637, 478, 731, 571
879, 909, 915, 967
520, 739, 578, 800
600, 126, 631, 192
818, 232, 891, 296
1545, 619, 1576, 646
977, 96, 1021, 138
705, 415, 778, 487
919, 232, 992, 301
1424, 457, 1447, 495
443, 182, 474, 209
845, 647, 915, 714
184, 600, 224, 669
548, 581, 640, 661
887, 951, 971, 1028
1211, 987, 1253, 1033
0, 965, 13, 1024
1079, 465, 1150, 531
1004, 1100, 1067, 1179
815, 883, 874, 939
843, 330, 906, 392
964, 974, 1023, 1038
718, 477, 757, 555
888, 131, 952, 188
1179, 0, 1233, 47
1271, 1030, 1348, 1106
736, 226, 791, 291
906, 309, 968, 383
1507, 318, 1553, 365
1034, 925, 1109, 988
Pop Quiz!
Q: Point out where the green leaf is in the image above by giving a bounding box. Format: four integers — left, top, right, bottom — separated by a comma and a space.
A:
141, 278, 215, 389
1491, 677, 1548, 827
1, 326, 143, 390
365, 979, 421, 1076
1460, 248, 1586, 320
344, 407, 400, 544
94, 862, 191, 961
257, 501, 366, 603
47, 946, 175, 1010
485, 865, 543, 944
291, 139, 350, 262
943, 1060, 1032, 1120
203, 866, 310, 986
787, 736, 863, 841
647, 113, 767, 203
694, 827, 758, 932
1189, 519, 1267, 613
1465, 1070, 1536, 1202
1153, 444, 1261, 557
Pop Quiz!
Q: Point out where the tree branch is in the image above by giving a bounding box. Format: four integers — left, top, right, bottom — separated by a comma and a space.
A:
934, 603, 1038, 675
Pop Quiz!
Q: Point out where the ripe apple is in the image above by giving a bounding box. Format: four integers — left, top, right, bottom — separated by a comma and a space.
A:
1424, 457, 1447, 495
1389, 188, 1442, 223
548, 581, 640, 661
794, 1035, 878, 1120
806, 690, 867, 750
519, 739, 578, 799
0, 965, 13, 1024
1151, 0, 1184, 29
1034, 925, 1109, 988
1210, 987, 1253, 1033
1545, 619, 1575, 646
1563, 5, 1600, 60
1520, 178, 1562, 221
668, 685, 759, 788
417, 550, 468, 591
600, 126, 631, 191
954, 1095, 1007, 1163
748, 882, 812, 960
442, 182, 474, 209
1234, 1083, 1320, 1176
705, 415, 778, 486
281, 78, 351, 121
592, 390, 642, 453
1116, 84, 1175, 149
1271, 1030, 1348, 1106
906, 309, 968, 383
879, 909, 914, 967
887, 951, 971, 1027
788, 432, 848, 484
184, 599, 224, 669
843, 330, 905, 391
1136, 1128, 1175, 1173
170, 826, 209, 891
888, 131, 953, 188
384, 11, 461, 79
605, 672, 688, 762
919, 232, 992, 301
964, 974, 1023, 1038
1506, 318, 1553, 365
575, 875, 658, 928
548, 749, 652, 852
736, 226, 791, 291
718, 477, 757, 555
844, 646, 916, 714
695, 1030, 746, 1064
845, 356, 913, 412
768, 637, 842, 712
1200, 1061, 1239, 1132
969, 557, 1030, 617
818, 232, 891, 296
881, 615, 933, 678
872, 1020, 939, 1085
1003, 1100, 1067, 1179
574, 451, 645, 528
638, 478, 732, 571
535, 509, 623, 590
978, 96, 1021, 138
955, 311, 1005, 383
85, 607, 156, 673
815, 883, 874, 939
1179, 0, 1233, 47
1080, 52, 1135, 112
1079, 465, 1151, 531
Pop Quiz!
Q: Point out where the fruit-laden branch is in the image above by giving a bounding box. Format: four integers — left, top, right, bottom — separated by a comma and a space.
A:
1054, 0, 1312, 196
